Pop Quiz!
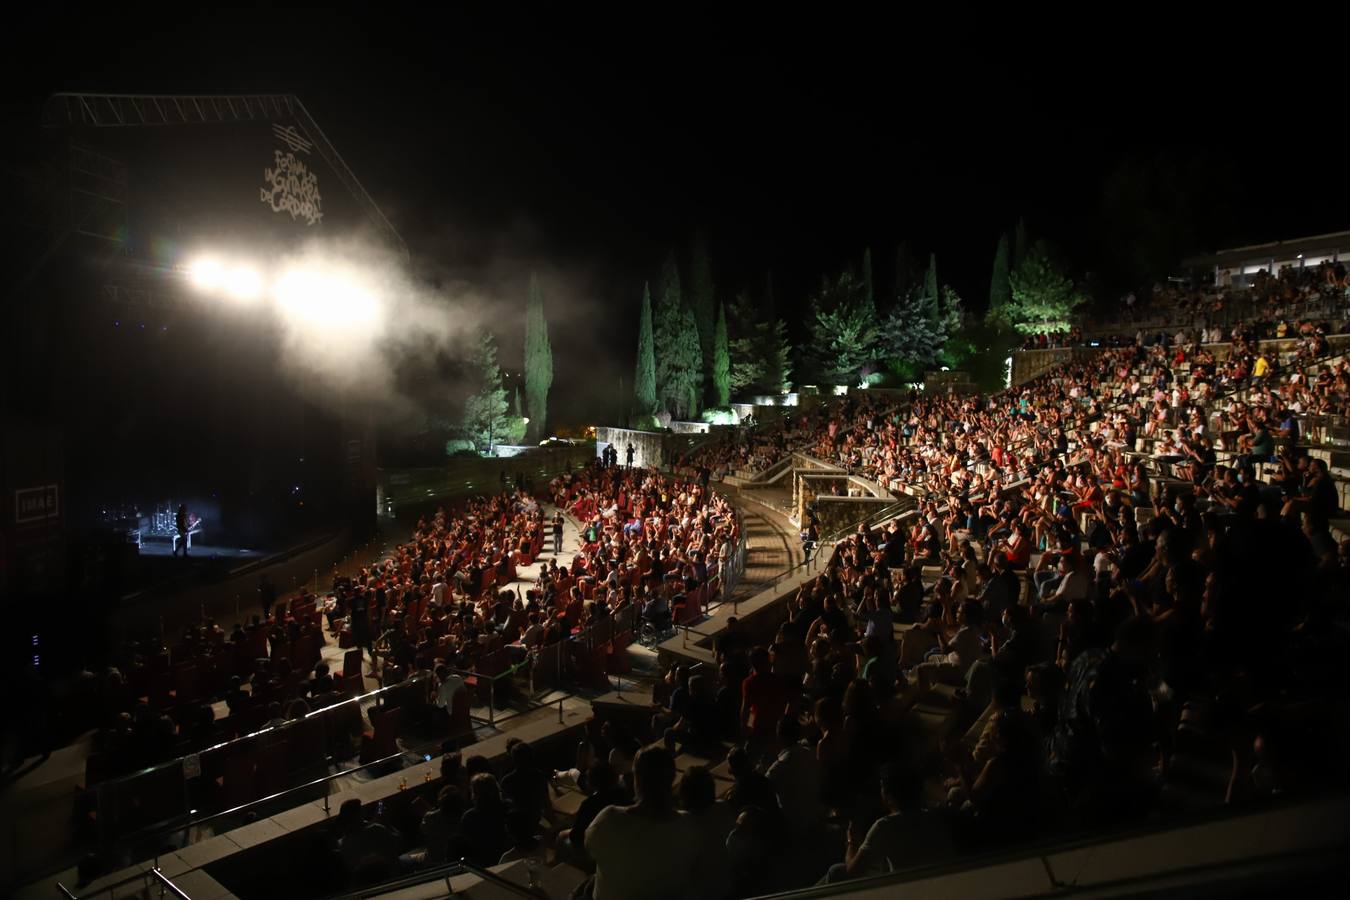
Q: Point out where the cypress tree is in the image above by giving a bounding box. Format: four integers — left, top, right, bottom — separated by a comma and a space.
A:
712, 300, 730, 407
1013, 217, 1029, 267
989, 233, 1012, 316
655, 250, 700, 418
634, 282, 657, 420
689, 232, 715, 399
522, 272, 553, 442
924, 252, 939, 305
863, 246, 875, 312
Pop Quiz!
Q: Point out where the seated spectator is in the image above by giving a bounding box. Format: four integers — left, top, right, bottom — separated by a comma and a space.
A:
335, 799, 401, 884
821, 763, 955, 882
558, 761, 629, 863
460, 772, 510, 866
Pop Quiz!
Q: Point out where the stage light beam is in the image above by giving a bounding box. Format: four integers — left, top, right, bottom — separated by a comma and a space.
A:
223, 265, 263, 302
187, 257, 225, 292
273, 266, 382, 331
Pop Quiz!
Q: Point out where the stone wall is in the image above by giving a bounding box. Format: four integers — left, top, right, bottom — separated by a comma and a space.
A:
811, 495, 899, 536
595, 427, 665, 469
797, 473, 851, 523
1011, 347, 1079, 385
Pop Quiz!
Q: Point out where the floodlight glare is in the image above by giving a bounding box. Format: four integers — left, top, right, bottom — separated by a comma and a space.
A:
187, 258, 225, 291
223, 265, 263, 302
274, 266, 382, 331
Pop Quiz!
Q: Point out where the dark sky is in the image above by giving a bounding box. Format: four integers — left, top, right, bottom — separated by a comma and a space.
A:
4, 9, 1344, 424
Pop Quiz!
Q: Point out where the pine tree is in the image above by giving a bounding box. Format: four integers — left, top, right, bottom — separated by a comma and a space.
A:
728, 291, 765, 393
523, 272, 553, 442
988, 233, 1012, 317
1006, 240, 1087, 334
689, 231, 716, 400
880, 286, 946, 373
633, 282, 657, 421
809, 269, 878, 385
712, 300, 730, 407
461, 329, 511, 454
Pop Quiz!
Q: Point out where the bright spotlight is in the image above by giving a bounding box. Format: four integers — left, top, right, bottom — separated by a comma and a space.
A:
187, 258, 224, 291
274, 267, 381, 331
223, 266, 263, 302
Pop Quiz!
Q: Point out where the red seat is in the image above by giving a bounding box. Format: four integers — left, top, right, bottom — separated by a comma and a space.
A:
360, 706, 404, 763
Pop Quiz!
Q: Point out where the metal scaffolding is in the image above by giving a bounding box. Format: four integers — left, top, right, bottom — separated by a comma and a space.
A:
42, 92, 407, 259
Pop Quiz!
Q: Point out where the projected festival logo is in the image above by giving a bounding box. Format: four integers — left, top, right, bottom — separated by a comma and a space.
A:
260, 124, 324, 226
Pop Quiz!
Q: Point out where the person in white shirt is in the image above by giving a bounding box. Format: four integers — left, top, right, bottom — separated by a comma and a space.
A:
433, 665, 465, 710
586, 746, 698, 900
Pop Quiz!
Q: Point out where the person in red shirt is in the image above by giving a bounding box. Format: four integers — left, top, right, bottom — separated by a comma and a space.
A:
741, 647, 790, 747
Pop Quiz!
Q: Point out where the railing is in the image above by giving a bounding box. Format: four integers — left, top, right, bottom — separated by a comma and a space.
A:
87, 672, 435, 856
743, 790, 1350, 900
325, 857, 548, 900
57, 866, 192, 900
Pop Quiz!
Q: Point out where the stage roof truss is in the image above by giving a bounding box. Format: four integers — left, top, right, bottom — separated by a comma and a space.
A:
43, 92, 406, 259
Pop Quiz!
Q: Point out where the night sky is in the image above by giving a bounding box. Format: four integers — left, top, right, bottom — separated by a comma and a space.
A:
4, 9, 1344, 425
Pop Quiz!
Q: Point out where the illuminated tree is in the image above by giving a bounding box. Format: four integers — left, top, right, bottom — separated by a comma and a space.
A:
655, 251, 702, 418
523, 272, 552, 442
462, 329, 511, 454
500, 386, 527, 445
729, 274, 794, 395
689, 231, 715, 400
988, 232, 1012, 317
712, 300, 730, 407
808, 269, 878, 385
1003, 240, 1087, 334
633, 282, 657, 422
880, 282, 960, 376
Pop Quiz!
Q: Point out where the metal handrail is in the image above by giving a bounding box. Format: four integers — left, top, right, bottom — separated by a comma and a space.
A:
455, 858, 549, 900
90, 671, 435, 795
57, 866, 192, 900
187, 750, 405, 829
149, 868, 192, 900
742, 789, 1350, 900
324, 858, 549, 900
98, 749, 408, 870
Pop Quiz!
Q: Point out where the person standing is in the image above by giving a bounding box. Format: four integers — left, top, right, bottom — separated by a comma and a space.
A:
174, 504, 190, 557
553, 512, 564, 555
350, 587, 374, 670
258, 575, 276, 620
585, 746, 697, 900
626, 443, 636, 469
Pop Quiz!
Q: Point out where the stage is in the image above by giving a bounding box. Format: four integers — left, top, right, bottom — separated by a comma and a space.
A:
136, 541, 265, 560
